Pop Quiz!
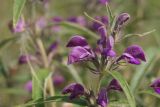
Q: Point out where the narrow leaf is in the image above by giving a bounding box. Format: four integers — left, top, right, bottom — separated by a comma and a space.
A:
13, 0, 26, 26
60, 22, 98, 39
109, 71, 136, 107
32, 69, 49, 107
20, 96, 87, 107
130, 48, 157, 93
0, 37, 18, 49
139, 89, 160, 99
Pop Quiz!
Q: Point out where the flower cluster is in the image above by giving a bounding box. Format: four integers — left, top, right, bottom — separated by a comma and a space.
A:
62, 12, 146, 107
62, 79, 122, 107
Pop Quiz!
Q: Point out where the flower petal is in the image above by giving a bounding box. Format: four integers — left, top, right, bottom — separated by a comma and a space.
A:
62, 83, 84, 99
92, 16, 109, 31
68, 46, 94, 64
66, 36, 88, 47
107, 79, 122, 91
125, 45, 146, 61
18, 55, 37, 64
97, 88, 108, 107
116, 13, 130, 26
67, 16, 86, 26
102, 48, 116, 57
117, 53, 141, 65
150, 79, 160, 94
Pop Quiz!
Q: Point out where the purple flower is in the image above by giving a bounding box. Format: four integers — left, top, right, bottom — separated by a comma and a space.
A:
53, 74, 65, 86
36, 17, 47, 30
124, 45, 146, 61
47, 41, 58, 54
62, 83, 85, 99
98, 27, 116, 57
8, 18, 25, 33
117, 53, 141, 65
68, 46, 94, 64
18, 55, 37, 64
99, 0, 109, 5
92, 16, 109, 31
25, 81, 32, 93
97, 88, 108, 107
150, 79, 160, 94
52, 16, 63, 23
107, 79, 122, 91
66, 36, 88, 48
67, 16, 86, 26
117, 45, 146, 65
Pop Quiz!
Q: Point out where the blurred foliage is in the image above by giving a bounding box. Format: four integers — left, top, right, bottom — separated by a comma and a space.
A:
0, 0, 160, 107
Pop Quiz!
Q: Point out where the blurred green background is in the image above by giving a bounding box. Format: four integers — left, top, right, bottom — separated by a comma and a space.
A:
0, 0, 160, 107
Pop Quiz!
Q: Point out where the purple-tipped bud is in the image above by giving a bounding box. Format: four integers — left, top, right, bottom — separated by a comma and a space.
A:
66, 36, 88, 48
107, 79, 122, 91
124, 45, 146, 62
52, 16, 63, 23
8, 18, 25, 33
99, 0, 109, 5
97, 88, 108, 107
62, 83, 84, 99
68, 46, 94, 64
116, 13, 130, 26
67, 16, 86, 26
25, 81, 32, 93
150, 79, 160, 94
53, 74, 65, 86
18, 55, 37, 64
47, 41, 58, 54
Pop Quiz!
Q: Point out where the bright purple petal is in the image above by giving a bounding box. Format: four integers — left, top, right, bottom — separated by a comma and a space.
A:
117, 53, 141, 65
97, 88, 108, 107
66, 36, 88, 47
68, 46, 94, 64
125, 45, 146, 61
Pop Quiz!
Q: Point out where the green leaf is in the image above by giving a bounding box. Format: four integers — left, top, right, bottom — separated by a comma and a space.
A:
0, 59, 7, 78
0, 37, 18, 49
139, 89, 160, 99
60, 22, 98, 39
109, 71, 136, 107
109, 100, 129, 107
13, 0, 26, 26
32, 69, 49, 107
20, 96, 87, 107
130, 48, 157, 93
